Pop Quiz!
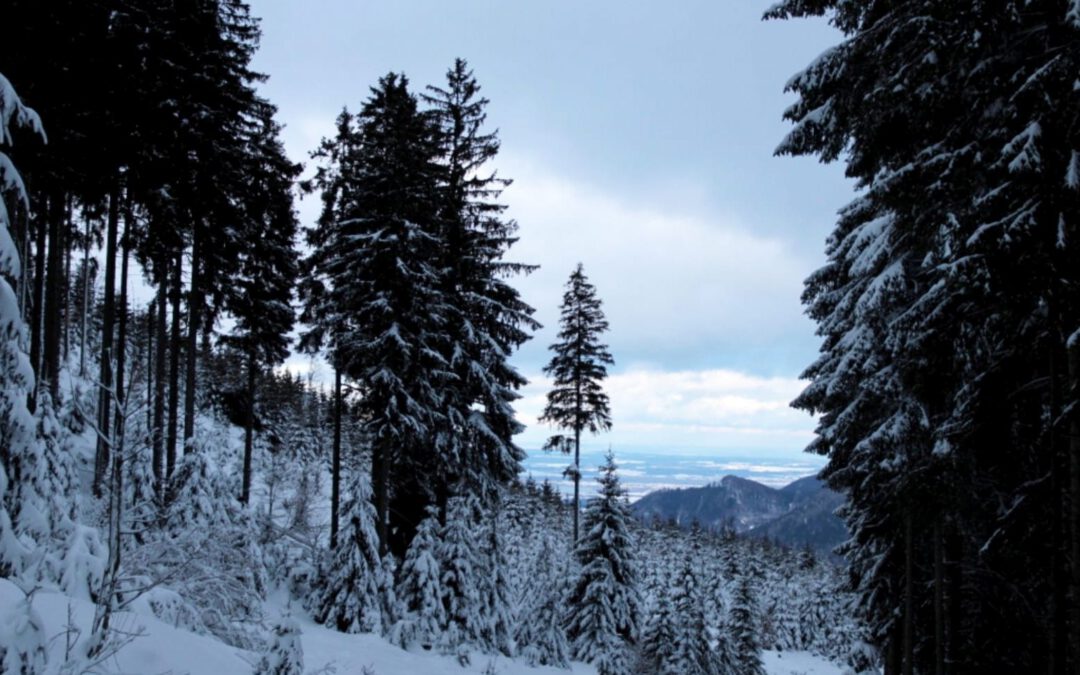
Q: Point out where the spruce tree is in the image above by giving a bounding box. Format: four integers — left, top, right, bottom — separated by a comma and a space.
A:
306, 73, 448, 555
315, 476, 391, 635
770, 1, 1080, 670
422, 59, 539, 506
515, 534, 571, 668
221, 101, 300, 505
439, 493, 485, 660
564, 449, 640, 674
392, 504, 446, 649
255, 615, 304, 675
729, 575, 765, 675
668, 547, 713, 675
0, 71, 43, 577
540, 263, 614, 541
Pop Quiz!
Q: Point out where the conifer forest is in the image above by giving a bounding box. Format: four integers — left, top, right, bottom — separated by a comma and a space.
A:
1, 2, 1079, 674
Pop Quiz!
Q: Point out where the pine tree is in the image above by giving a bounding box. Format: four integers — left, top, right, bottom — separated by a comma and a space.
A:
0, 592, 47, 675
392, 504, 446, 649
222, 100, 300, 505
667, 547, 713, 675
770, 1, 1080, 671
306, 73, 448, 555
0, 71, 44, 578
315, 476, 391, 635
422, 59, 538, 505
515, 534, 571, 668
640, 565, 677, 672
439, 493, 484, 660
540, 263, 614, 541
255, 615, 304, 675
564, 449, 640, 674
729, 575, 765, 675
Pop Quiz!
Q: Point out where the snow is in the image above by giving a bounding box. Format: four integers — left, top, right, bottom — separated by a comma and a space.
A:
2, 577, 848, 675
763, 649, 846, 675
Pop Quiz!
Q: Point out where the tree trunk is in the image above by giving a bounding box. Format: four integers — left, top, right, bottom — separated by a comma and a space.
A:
79, 213, 91, 377
166, 248, 183, 480
153, 263, 168, 499
1068, 331, 1080, 673
573, 426, 581, 543
903, 511, 914, 675
934, 516, 945, 675
29, 193, 47, 409
63, 201, 73, 362
43, 190, 65, 400
331, 366, 342, 548
241, 349, 256, 504
183, 231, 201, 455
113, 200, 130, 445
94, 185, 120, 496
1051, 342, 1067, 675
374, 436, 388, 553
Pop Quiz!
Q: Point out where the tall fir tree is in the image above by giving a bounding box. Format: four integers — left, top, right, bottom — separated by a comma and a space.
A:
422, 59, 539, 505
771, 1, 1080, 671
540, 263, 613, 541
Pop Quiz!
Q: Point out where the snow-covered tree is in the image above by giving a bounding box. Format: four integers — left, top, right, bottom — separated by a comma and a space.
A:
0, 71, 43, 578
515, 535, 571, 668
439, 493, 484, 660
315, 476, 392, 635
564, 449, 640, 674
392, 504, 446, 649
0, 591, 47, 675
539, 263, 614, 541
667, 548, 713, 675
422, 59, 538, 504
255, 615, 304, 675
729, 575, 765, 675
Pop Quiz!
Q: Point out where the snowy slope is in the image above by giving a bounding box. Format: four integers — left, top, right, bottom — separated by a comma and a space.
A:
2, 577, 844, 675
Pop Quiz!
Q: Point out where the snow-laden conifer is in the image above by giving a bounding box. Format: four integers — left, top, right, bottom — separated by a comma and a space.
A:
392, 504, 445, 649
564, 450, 640, 674
515, 534, 571, 668
255, 614, 304, 675
0, 71, 43, 579
315, 476, 391, 634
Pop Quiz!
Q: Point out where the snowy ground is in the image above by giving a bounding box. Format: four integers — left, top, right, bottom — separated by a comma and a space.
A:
3, 578, 844, 675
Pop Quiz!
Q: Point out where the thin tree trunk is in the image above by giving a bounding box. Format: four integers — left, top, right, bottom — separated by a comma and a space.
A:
573, 426, 581, 543
241, 349, 256, 504
29, 193, 47, 409
1068, 331, 1080, 674
94, 185, 120, 496
934, 516, 945, 675
153, 262, 168, 498
43, 190, 65, 400
166, 248, 183, 479
182, 230, 201, 455
79, 212, 91, 377
63, 201, 73, 362
1051, 342, 1067, 675
903, 511, 914, 675
331, 366, 342, 548
113, 201, 130, 445
374, 439, 388, 552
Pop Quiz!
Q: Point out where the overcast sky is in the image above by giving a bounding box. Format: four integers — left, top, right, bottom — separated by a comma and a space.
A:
247, 0, 854, 464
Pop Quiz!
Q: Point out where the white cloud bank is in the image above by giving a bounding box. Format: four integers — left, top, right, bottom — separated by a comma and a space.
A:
516, 367, 814, 456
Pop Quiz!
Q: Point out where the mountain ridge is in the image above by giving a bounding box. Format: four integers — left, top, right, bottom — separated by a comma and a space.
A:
631, 474, 847, 556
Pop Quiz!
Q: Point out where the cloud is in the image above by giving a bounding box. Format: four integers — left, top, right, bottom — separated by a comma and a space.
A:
516, 366, 814, 455
500, 153, 817, 371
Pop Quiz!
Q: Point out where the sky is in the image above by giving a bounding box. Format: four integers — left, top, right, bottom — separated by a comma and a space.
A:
246, 0, 855, 489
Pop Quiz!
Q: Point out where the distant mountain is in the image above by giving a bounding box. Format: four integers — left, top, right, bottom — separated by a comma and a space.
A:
631, 474, 847, 556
